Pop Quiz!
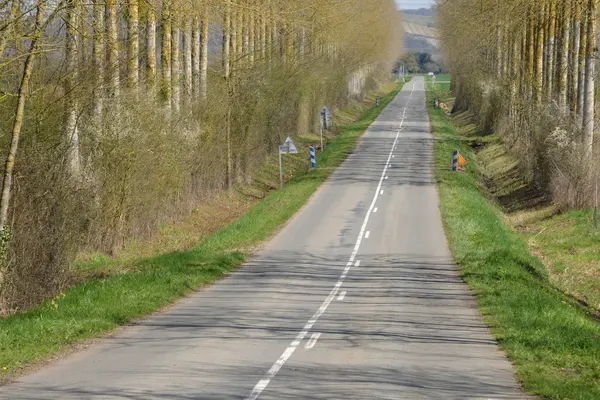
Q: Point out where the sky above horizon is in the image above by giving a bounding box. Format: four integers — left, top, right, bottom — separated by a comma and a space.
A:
396, 0, 435, 9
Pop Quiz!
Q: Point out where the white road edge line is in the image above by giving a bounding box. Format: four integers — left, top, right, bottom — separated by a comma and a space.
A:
246, 85, 411, 400
338, 291, 347, 300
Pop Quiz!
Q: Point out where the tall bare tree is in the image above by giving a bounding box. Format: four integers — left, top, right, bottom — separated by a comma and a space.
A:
128, 0, 139, 96
66, 0, 81, 174
0, 0, 45, 235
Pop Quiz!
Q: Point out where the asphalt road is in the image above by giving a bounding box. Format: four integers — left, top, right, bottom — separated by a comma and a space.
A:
0, 76, 525, 399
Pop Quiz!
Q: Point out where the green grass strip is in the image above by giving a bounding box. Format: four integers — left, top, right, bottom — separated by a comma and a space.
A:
0, 80, 407, 381
426, 78, 600, 399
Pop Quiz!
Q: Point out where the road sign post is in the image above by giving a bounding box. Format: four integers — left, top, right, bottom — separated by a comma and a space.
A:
310, 146, 316, 168
319, 121, 324, 152
278, 137, 299, 188
452, 149, 458, 171
320, 106, 332, 151
278, 151, 283, 188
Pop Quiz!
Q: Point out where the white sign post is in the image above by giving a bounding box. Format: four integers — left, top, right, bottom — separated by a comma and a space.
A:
278, 136, 299, 188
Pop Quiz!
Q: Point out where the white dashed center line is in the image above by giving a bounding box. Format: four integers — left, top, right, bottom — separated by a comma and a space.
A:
305, 333, 321, 349
246, 83, 415, 400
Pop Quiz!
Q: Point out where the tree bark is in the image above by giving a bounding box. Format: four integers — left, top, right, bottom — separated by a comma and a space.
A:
261, 6, 267, 60
536, 3, 545, 104
107, 0, 120, 101
92, 0, 104, 132
582, 0, 596, 159
183, 17, 193, 103
146, 0, 157, 89
496, 23, 502, 78
223, 2, 231, 78
171, 23, 181, 114
577, 4, 588, 128
528, 9, 535, 100
0, 0, 20, 62
161, 0, 172, 107
570, 0, 581, 114
128, 0, 139, 96
559, 0, 570, 113
242, 3, 249, 63
200, 6, 208, 101
192, 15, 200, 99
249, 0, 255, 65
66, 0, 81, 175
230, 6, 238, 68
547, 0, 556, 100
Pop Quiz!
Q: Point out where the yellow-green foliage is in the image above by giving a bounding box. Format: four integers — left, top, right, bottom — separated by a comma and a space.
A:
0, 0, 403, 311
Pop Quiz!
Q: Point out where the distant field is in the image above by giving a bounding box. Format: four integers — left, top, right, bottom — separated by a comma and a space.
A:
402, 13, 435, 27
403, 22, 436, 38
403, 21, 438, 48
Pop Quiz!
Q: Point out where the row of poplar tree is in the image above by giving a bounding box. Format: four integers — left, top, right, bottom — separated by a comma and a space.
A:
439, 0, 599, 208
0, 0, 403, 311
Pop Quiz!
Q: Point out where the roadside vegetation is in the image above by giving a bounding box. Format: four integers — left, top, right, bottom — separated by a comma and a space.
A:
438, 0, 598, 211
0, 0, 403, 314
426, 77, 600, 399
0, 80, 406, 383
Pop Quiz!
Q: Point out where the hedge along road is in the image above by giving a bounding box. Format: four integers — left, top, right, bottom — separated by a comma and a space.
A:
0, 76, 524, 399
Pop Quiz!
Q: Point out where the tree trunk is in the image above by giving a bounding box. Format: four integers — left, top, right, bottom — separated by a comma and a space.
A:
79, 1, 88, 67
11, 0, 21, 53
496, 23, 502, 78
242, 4, 249, 63
236, 3, 243, 57
249, 0, 255, 65
582, 0, 596, 159
570, 0, 581, 114
546, 0, 556, 100
146, 0, 157, 89
192, 16, 200, 99
107, 0, 120, 101
200, 6, 208, 101
577, 4, 588, 128
536, 3, 545, 104
261, 8, 267, 60
528, 9, 535, 100
161, 0, 172, 107
128, 0, 139, 96
171, 24, 181, 114
0, 0, 20, 62
183, 17, 193, 103
559, 0, 570, 113
230, 7, 238, 68
0, 1, 44, 235
510, 35, 519, 126
66, 0, 81, 175
92, 0, 104, 132
226, 106, 232, 190
223, 3, 231, 78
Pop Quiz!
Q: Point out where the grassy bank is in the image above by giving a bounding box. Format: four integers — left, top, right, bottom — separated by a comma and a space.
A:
425, 78, 600, 399
0, 80, 407, 382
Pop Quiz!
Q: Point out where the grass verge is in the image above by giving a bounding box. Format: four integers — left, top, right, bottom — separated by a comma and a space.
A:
425, 78, 600, 399
0, 80, 407, 383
